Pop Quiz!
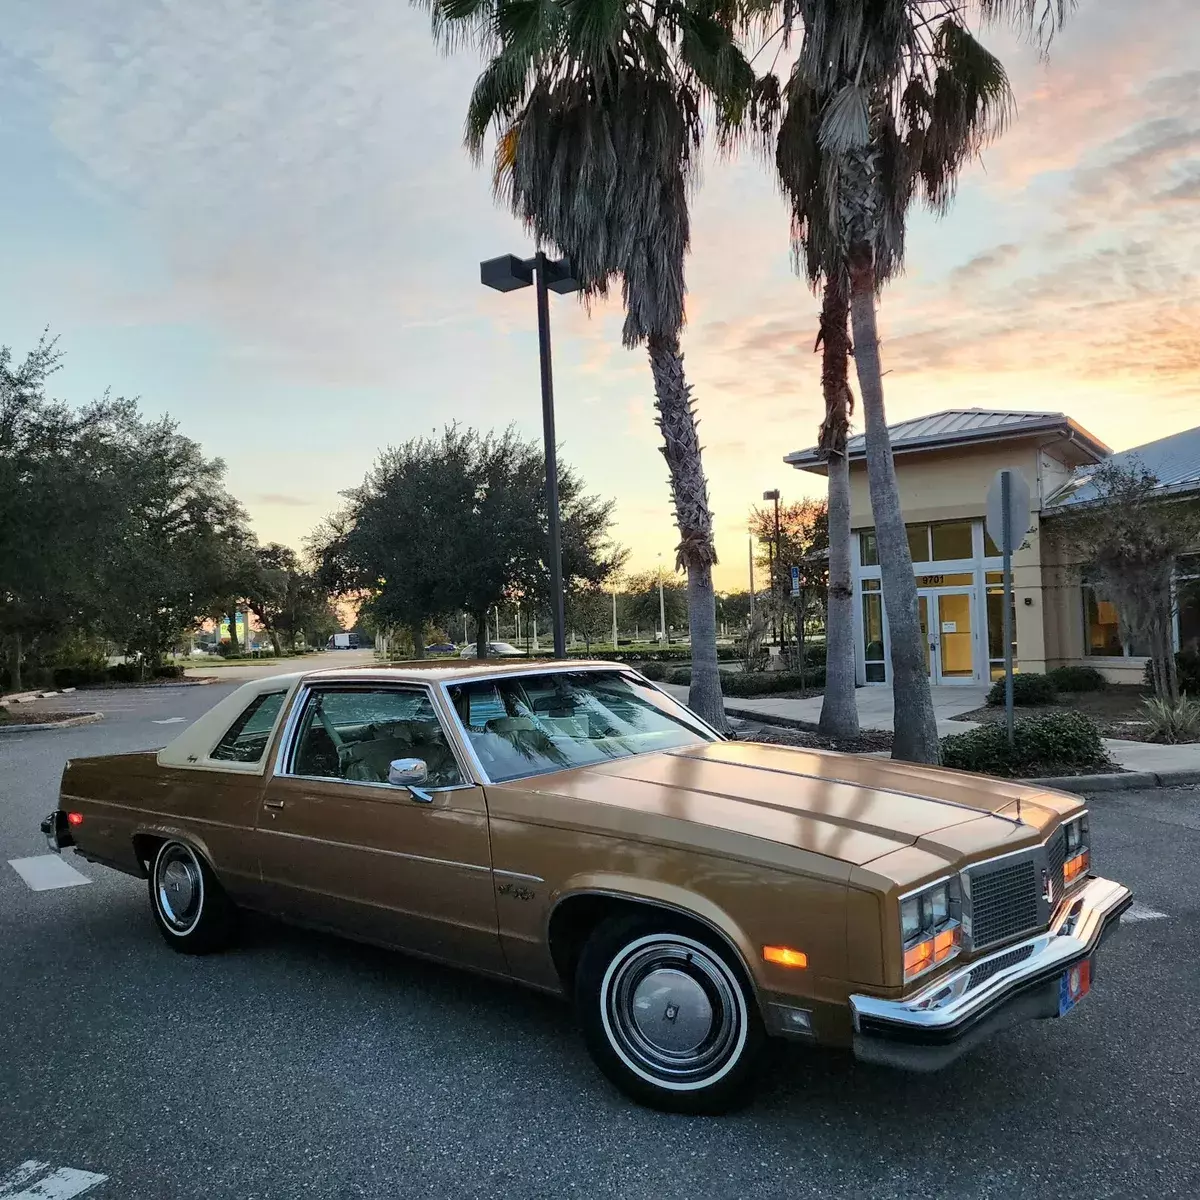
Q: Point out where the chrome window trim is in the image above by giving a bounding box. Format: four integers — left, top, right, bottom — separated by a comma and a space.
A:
272, 681, 474, 790
438, 665, 721, 788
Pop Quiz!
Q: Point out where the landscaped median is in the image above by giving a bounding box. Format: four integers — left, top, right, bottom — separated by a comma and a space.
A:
0, 709, 103, 732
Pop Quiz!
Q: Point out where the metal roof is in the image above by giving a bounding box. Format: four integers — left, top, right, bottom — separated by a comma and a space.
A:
1046, 424, 1200, 509
784, 408, 1111, 471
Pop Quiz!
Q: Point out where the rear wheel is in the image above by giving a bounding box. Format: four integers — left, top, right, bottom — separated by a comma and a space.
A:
575, 914, 764, 1113
148, 840, 236, 954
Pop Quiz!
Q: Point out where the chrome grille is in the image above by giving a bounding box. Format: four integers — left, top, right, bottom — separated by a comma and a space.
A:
1047, 827, 1067, 902
966, 942, 1035, 990
968, 856, 1041, 949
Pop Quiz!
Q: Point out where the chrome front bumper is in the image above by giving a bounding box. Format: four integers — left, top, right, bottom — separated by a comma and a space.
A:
850, 875, 1133, 1071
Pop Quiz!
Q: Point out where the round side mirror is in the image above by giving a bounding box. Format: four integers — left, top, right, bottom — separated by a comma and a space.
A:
388, 757, 429, 787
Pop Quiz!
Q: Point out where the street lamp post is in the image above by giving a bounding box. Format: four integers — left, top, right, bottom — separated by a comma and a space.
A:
763, 489, 782, 651
657, 553, 667, 647
481, 251, 580, 659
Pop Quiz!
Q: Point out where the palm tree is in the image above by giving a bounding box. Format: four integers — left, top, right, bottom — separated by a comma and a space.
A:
765, 0, 1059, 762
813, 277, 859, 739
425, 0, 755, 731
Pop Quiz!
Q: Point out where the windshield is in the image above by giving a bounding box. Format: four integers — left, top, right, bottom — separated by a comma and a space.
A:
446, 670, 715, 783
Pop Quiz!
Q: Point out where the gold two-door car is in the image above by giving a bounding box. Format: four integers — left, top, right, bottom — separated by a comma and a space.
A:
43, 661, 1132, 1112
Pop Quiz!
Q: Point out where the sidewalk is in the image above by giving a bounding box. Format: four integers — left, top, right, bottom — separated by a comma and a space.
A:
667, 682, 1200, 776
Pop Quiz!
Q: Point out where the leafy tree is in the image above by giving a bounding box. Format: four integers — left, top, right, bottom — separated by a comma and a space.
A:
427, 0, 755, 731
314, 425, 624, 657
246, 543, 337, 655
717, 590, 753, 631
1052, 463, 1200, 702
757, 0, 1061, 761
567, 585, 615, 653
94, 412, 253, 671
621, 569, 688, 642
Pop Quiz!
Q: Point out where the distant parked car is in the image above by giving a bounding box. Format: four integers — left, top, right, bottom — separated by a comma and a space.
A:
427, 642, 457, 656
459, 641, 525, 658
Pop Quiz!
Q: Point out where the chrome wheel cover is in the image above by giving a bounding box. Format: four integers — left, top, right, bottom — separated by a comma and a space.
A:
600, 933, 748, 1092
154, 843, 205, 935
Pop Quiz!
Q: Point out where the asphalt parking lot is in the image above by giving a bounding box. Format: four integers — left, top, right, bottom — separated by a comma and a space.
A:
2, 680, 1198, 1199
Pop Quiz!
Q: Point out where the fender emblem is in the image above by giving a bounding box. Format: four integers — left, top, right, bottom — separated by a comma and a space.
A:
497, 882, 536, 901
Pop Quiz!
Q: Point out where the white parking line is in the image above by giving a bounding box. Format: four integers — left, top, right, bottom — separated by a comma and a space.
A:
1124, 903, 1168, 922
151, 717, 186, 725
0, 1161, 107, 1198
7, 856, 91, 892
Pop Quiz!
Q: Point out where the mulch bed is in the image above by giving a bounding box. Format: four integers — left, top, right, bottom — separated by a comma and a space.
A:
737, 722, 893, 755
0, 710, 87, 726
954, 686, 1196, 744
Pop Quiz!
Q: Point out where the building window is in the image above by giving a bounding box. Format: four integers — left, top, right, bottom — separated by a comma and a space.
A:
1178, 556, 1200, 654
862, 583, 885, 683
1081, 586, 1150, 657
931, 521, 974, 561
859, 530, 879, 567
906, 524, 930, 563
984, 528, 1001, 558
985, 574, 1017, 680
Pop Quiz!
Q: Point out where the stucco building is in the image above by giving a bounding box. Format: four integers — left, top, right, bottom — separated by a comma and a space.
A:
786, 409, 1200, 688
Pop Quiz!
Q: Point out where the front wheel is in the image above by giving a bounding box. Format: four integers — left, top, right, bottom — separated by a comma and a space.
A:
575, 915, 764, 1113
148, 840, 237, 954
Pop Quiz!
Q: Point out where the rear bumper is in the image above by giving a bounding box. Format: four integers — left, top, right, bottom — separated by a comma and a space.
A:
40, 810, 74, 853
849, 875, 1133, 1072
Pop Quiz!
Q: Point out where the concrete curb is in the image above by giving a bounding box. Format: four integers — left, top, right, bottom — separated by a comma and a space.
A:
1026, 769, 1200, 793
725, 707, 821, 732
0, 711, 104, 734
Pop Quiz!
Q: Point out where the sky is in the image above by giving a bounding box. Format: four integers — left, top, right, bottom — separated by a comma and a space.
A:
2, 0, 1198, 591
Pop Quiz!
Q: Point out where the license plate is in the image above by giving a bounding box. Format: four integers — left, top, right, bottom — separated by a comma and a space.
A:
1058, 959, 1092, 1016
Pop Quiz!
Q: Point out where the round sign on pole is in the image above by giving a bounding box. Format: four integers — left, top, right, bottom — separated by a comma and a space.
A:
985, 469, 1033, 554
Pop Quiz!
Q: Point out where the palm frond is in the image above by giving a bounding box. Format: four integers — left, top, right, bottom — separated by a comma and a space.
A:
818, 82, 871, 153
465, 50, 532, 160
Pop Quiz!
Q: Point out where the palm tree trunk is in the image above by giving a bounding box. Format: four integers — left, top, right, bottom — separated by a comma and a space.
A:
646, 332, 727, 733
11, 630, 22, 693
848, 247, 939, 764
411, 625, 426, 660
475, 611, 489, 659
816, 280, 860, 739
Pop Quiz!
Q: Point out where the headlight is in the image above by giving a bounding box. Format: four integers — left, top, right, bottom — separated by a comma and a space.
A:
1062, 813, 1090, 886
900, 879, 961, 982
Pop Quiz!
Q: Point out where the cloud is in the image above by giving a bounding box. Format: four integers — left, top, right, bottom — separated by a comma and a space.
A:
948, 244, 1021, 286
254, 492, 314, 507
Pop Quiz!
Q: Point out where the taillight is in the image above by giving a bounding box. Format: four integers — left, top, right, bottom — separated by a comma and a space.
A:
67, 812, 84, 826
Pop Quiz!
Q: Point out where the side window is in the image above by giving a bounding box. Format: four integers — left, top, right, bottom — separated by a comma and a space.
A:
210, 691, 287, 763
288, 688, 464, 788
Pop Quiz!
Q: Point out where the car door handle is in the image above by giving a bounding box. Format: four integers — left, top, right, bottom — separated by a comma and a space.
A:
263, 799, 285, 810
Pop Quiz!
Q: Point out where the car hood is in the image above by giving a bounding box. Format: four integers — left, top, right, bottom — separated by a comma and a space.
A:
508, 739, 1079, 871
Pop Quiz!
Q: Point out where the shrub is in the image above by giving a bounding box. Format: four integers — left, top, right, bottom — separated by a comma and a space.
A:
1143, 650, 1200, 697
638, 661, 668, 682
722, 668, 825, 697
1047, 665, 1108, 693
52, 665, 109, 689
668, 667, 692, 686
986, 672, 1056, 707
153, 664, 184, 680
574, 646, 691, 664
1141, 695, 1200, 743
108, 662, 142, 683
941, 711, 1112, 778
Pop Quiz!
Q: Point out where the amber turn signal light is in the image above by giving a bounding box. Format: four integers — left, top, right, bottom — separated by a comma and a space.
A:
763, 945, 808, 969
904, 926, 961, 980
1063, 850, 1089, 884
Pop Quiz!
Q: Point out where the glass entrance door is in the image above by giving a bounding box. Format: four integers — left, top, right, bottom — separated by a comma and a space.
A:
918, 589, 976, 683
934, 590, 975, 682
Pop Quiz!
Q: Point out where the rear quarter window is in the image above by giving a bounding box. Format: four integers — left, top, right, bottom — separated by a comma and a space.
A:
210, 691, 287, 763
